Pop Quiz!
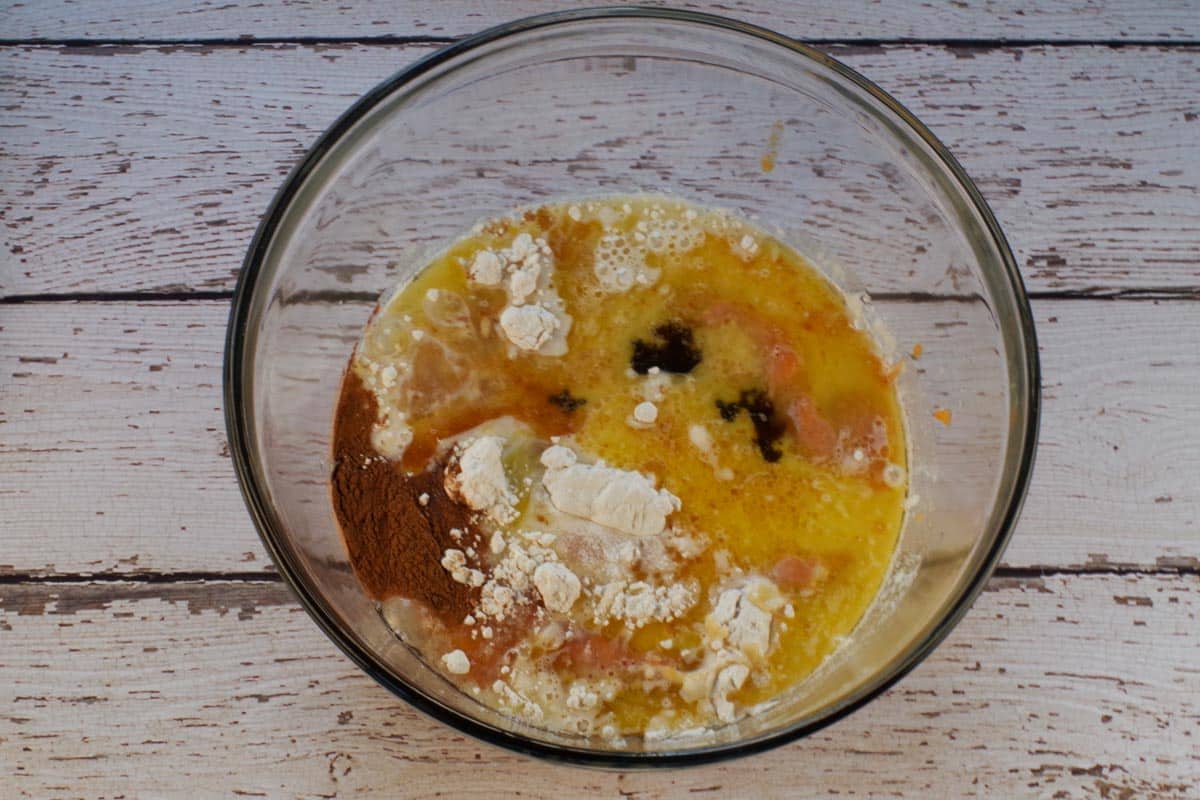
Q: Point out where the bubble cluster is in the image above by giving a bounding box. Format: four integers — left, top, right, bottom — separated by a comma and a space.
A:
593, 229, 657, 293
636, 211, 704, 256
591, 204, 709, 292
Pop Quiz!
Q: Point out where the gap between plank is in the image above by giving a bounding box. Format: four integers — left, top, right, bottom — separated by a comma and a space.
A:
1030, 288, 1200, 301
0, 571, 281, 585
0, 563, 1194, 586
3, 289, 1199, 305
0, 36, 1198, 49
0, 290, 236, 304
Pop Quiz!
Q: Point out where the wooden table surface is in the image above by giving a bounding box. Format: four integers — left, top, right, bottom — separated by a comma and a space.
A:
2, 2, 1198, 797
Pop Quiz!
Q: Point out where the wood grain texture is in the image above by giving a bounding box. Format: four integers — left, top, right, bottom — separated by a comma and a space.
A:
1, 299, 1196, 576
2, 43, 1198, 297
2, 1, 1197, 794
1, 573, 1195, 798
2, 0, 1198, 42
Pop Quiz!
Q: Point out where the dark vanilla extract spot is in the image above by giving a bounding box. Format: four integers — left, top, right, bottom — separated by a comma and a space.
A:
715, 389, 787, 463
548, 389, 587, 413
631, 321, 702, 374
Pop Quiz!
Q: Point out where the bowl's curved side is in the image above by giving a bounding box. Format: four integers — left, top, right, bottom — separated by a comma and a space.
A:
224, 6, 1040, 767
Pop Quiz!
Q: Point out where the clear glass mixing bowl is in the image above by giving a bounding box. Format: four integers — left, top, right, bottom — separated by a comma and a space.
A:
225, 8, 1039, 766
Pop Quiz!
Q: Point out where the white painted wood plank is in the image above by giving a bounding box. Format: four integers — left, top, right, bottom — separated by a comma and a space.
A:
2, 44, 1198, 296
2, 0, 1197, 42
1026, 301, 1199, 571
0, 302, 249, 576
1, 573, 1195, 797
1, 299, 1196, 575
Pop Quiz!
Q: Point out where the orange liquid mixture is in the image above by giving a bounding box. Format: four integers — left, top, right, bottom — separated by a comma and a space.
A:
343, 197, 907, 737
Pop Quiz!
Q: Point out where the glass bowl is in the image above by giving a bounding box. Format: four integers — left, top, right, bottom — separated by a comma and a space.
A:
225, 7, 1039, 767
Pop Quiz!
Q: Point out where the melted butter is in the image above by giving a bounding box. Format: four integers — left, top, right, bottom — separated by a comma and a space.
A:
350, 197, 906, 735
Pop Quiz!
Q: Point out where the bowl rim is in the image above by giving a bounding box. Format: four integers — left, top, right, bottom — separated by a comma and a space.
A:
224, 5, 1041, 768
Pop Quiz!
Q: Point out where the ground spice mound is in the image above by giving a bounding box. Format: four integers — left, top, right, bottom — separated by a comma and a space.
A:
331, 368, 481, 627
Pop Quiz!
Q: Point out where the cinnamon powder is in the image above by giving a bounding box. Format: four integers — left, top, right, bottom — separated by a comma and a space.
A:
330, 367, 482, 627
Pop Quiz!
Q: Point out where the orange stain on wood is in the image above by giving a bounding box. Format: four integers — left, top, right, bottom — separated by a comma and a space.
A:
761, 121, 784, 173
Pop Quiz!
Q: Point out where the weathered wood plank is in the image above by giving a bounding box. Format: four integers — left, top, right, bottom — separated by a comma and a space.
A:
0, 302, 245, 576
1, 573, 1195, 797
2, 0, 1197, 43
2, 44, 1198, 297
1, 299, 1196, 575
